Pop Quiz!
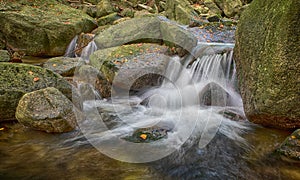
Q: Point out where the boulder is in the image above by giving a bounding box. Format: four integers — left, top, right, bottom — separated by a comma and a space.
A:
76, 65, 111, 98
0, 50, 10, 62
213, 0, 243, 17
0, 63, 73, 121
16, 87, 77, 133
94, 16, 198, 53
96, 0, 116, 18
43, 57, 84, 77
97, 12, 119, 26
0, 1, 97, 57
277, 129, 300, 162
165, 0, 198, 25
234, 0, 300, 129
89, 43, 171, 97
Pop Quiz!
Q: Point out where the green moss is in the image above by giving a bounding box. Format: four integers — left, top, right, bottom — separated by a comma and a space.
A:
234, 0, 300, 129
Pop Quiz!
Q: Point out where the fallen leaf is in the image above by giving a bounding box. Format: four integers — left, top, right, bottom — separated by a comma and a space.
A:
140, 134, 147, 140
291, 135, 296, 139
52, 64, 57, 67
0, 127, 4, 131
33, 77, 40, 82
28, 71, 34, 75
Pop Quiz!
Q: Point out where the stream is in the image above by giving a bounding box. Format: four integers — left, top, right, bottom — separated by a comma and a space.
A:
1, 28, 299, 179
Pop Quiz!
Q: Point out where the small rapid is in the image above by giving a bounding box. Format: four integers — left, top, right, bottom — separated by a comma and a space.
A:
74, 43, 250, 164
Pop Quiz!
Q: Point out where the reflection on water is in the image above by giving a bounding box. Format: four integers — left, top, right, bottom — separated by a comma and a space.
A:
0, 121, 299, 179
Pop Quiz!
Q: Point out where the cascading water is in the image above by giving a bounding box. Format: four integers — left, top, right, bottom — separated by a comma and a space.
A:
75, 43, 250, 163
64, 35, 78, 57
64, 34, 98, 62
80, 39, 98, 63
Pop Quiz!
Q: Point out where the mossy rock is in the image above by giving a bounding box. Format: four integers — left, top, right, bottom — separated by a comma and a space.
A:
0, 63, 72, 121
0, 2, 97, 57
43, 57, 85, 77
0, 50, 10, 62
89, 43, 170, 97
93, 16, 197, 53
16, 87, 77, 133
165, 0, 198, 25
234, 0, 300, 129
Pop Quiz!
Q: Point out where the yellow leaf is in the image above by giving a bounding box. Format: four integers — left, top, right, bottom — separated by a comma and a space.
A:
140, 134, 147, 140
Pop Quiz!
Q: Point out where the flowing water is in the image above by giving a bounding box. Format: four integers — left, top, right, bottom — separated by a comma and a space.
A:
1, 42, 299, 179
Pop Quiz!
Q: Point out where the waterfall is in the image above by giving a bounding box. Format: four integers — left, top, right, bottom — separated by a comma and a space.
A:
64, 35, 78, 57
75, 43, 249, 163
81, 40, 98, 63
64, 35, 98, 62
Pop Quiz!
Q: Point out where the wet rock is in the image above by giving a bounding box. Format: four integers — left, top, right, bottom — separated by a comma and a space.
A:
93, 16, 198, 53
0, 1, 97, 57
0, 50, 10, 62
43, 57, 85, 77
234, 0, 300, 129
0, 63, 72, 121
123, 126, 171, 143
165, 0, 198, 25
277, 129, 300, 162
89, 43, 170, 97
16, 87, 77, 133
76, 65, 111, 98
75, 33, 95, 57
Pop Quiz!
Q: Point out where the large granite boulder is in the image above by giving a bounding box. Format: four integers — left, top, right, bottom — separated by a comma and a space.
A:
94, 16, 198, 53
234, 0, 300, 129
0, 1, 97, 57
16, 87, 77, 133
0, 63, 73, 121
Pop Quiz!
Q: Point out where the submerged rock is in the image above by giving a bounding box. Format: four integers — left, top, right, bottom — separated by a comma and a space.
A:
0, 63, 72, 121
16, 87, 77, 133
123, 126, 171, 143
234, 0, 300, 129
0, 1, 97, 57
43, 57, 84, 77
277, 129, 300, 162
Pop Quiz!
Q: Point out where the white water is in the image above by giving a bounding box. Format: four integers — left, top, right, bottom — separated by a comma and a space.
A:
75, 43, 249, 163
64, 35, 98, 62
81, 40, 98, 63
64, 35, 78, 57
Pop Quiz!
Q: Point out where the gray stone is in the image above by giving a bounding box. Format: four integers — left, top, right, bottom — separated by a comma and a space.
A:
16, 87, 77, 133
